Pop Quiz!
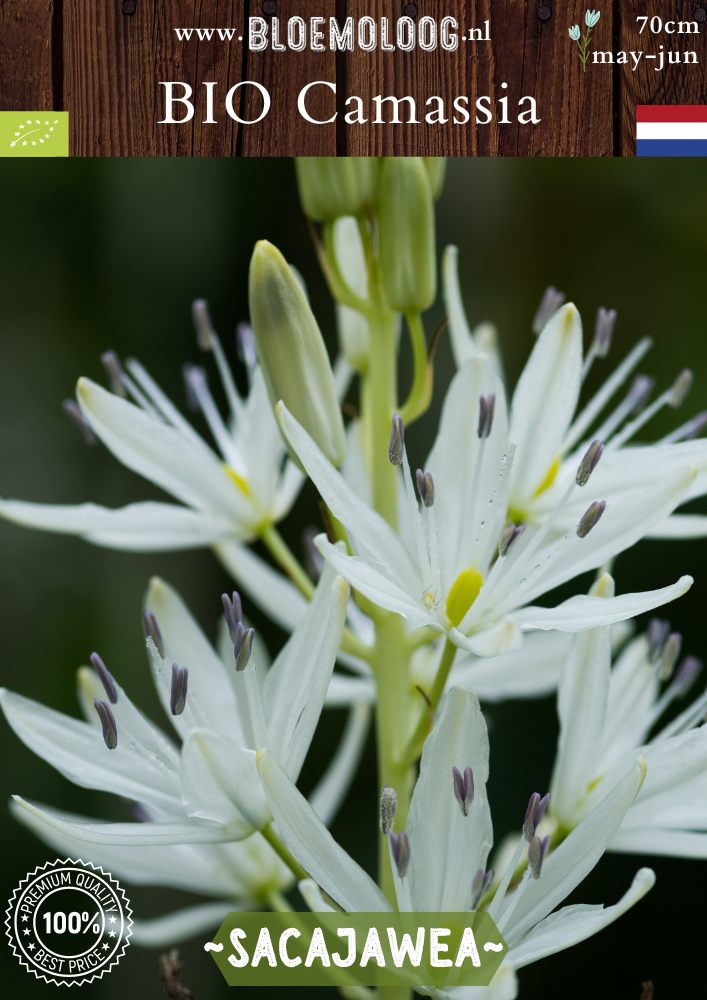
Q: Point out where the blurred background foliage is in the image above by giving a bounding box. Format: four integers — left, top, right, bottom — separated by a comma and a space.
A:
0, 158, 706, 999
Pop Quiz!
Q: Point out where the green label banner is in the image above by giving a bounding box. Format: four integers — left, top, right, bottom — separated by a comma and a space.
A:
206, 911, 506, 989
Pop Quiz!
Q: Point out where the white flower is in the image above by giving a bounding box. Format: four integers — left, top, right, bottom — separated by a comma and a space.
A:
1, 571, 368, 943
277, 346, 695, 656
568, 24, 581, 41
257, 687, 654, 999
444, 246, 707, 540
585, 10, 601, 29
0, 320, 308, 551
549, 573, 707, 858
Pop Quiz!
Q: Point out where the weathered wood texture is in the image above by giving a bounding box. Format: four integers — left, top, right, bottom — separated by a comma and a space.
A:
0, 1, 706, 155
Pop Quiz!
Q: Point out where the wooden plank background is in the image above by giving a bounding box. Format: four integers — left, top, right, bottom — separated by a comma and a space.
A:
0, 0, 706, 155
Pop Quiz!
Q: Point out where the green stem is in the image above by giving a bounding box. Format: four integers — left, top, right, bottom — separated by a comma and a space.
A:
399, 312, 432, 426
402, 639, 457, 765
362, 310, 399, 527
372, 614, 414, 906
260, 823, 309, 882
262, 524, 315, 599
262, 524, 372, 662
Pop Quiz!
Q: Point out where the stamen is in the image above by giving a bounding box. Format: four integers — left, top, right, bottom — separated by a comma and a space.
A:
532, 286, 566, 335
183, 364, 242, 469
236, 322, 257, 372
222, 591, 244, 643
192, 299, 215, 351
379, 786, 397, 835
452, 765, 474, 816
668, 369, 694, 409
563, 338, 652, 452
477, 394, 496, 439
89, 652, 118, 704
610, 369, 692, 450
445, 568, 484, 628
303, 527, 324, 579
62, 400, 97, 445
389, 831, 411, 878
415, 469, 435, 508
647, 618, 670, 664
235, 623, 255, 671
170, 664, 189, 716
593, 307, 617, 358
661, 411, 707, 444
182, 363, 201, 412
498, 523, 525, 558
94, 699, 118, 750
522, 791, 550, 841
388, 413, 404, 466
471, 869, 494, 909
673, 656, 703, 698
528, 834, 550, 879
101, 350, 128, 398
143, 610, 165, 658
576, 439, 604, 487
577, 500, 606, 538
658, 632, 682, 682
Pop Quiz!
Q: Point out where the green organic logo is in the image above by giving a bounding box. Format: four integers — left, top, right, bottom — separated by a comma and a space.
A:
205, 912, 506, 989
0, 112, 69, 157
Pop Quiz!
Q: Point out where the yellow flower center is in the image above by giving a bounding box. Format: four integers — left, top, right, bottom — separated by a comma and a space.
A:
224, 465, 252, 497
445, 568, 484, 628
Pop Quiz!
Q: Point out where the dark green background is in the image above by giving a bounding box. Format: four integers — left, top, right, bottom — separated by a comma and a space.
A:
0, 159, 705, 998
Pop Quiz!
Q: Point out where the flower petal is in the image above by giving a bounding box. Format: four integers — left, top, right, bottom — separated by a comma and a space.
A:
144, 577, 239, 739
277, 402, 417, 588
503, 758, 646, 942
180, 731, 268, 836
264, 569, 348, 779
0, 500, 235, 550
309, 704, 370, 825
77, 377, 249, 519
550, 577, 614, 823
610, 828, 707, 858
425, 357, 510, 583
406, 689, 493, 912
0, 689, 180, 811
316, 536, 432, 628
514, 575, 692, 632
256, 750, 390, 912
132, 902, 235, 947
509, 868, 655, 970
11, 796, 234, 845
509, 304, 583, 505
10, 798, 238, 894
452, 632, 571, 702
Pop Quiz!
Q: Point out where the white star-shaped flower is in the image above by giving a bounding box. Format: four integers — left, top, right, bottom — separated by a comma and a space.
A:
258, 687, 654, 999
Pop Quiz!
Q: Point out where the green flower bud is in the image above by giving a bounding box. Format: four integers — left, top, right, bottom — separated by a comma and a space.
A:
378, 158, 437, 314
295, 157, 379, 222
423, 157, 447, 200
249, 240, 346, 467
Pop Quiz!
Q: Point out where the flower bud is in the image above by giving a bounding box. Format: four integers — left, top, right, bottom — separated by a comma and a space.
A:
295, 157, 379, 222
249, 240, 346, 467
423, 157, 447, 200
378, 157, 437, 314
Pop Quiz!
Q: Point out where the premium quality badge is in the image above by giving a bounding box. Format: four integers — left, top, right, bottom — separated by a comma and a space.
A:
5, 858, 132, 986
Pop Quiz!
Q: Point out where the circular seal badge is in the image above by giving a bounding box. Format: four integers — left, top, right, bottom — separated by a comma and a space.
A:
6, 858, 132, 986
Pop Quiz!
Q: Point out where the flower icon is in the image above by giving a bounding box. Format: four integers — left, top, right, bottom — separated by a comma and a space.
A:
569, 8, 602, 71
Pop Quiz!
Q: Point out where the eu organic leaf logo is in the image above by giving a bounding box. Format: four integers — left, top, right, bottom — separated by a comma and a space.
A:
1, 112, 69, 157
